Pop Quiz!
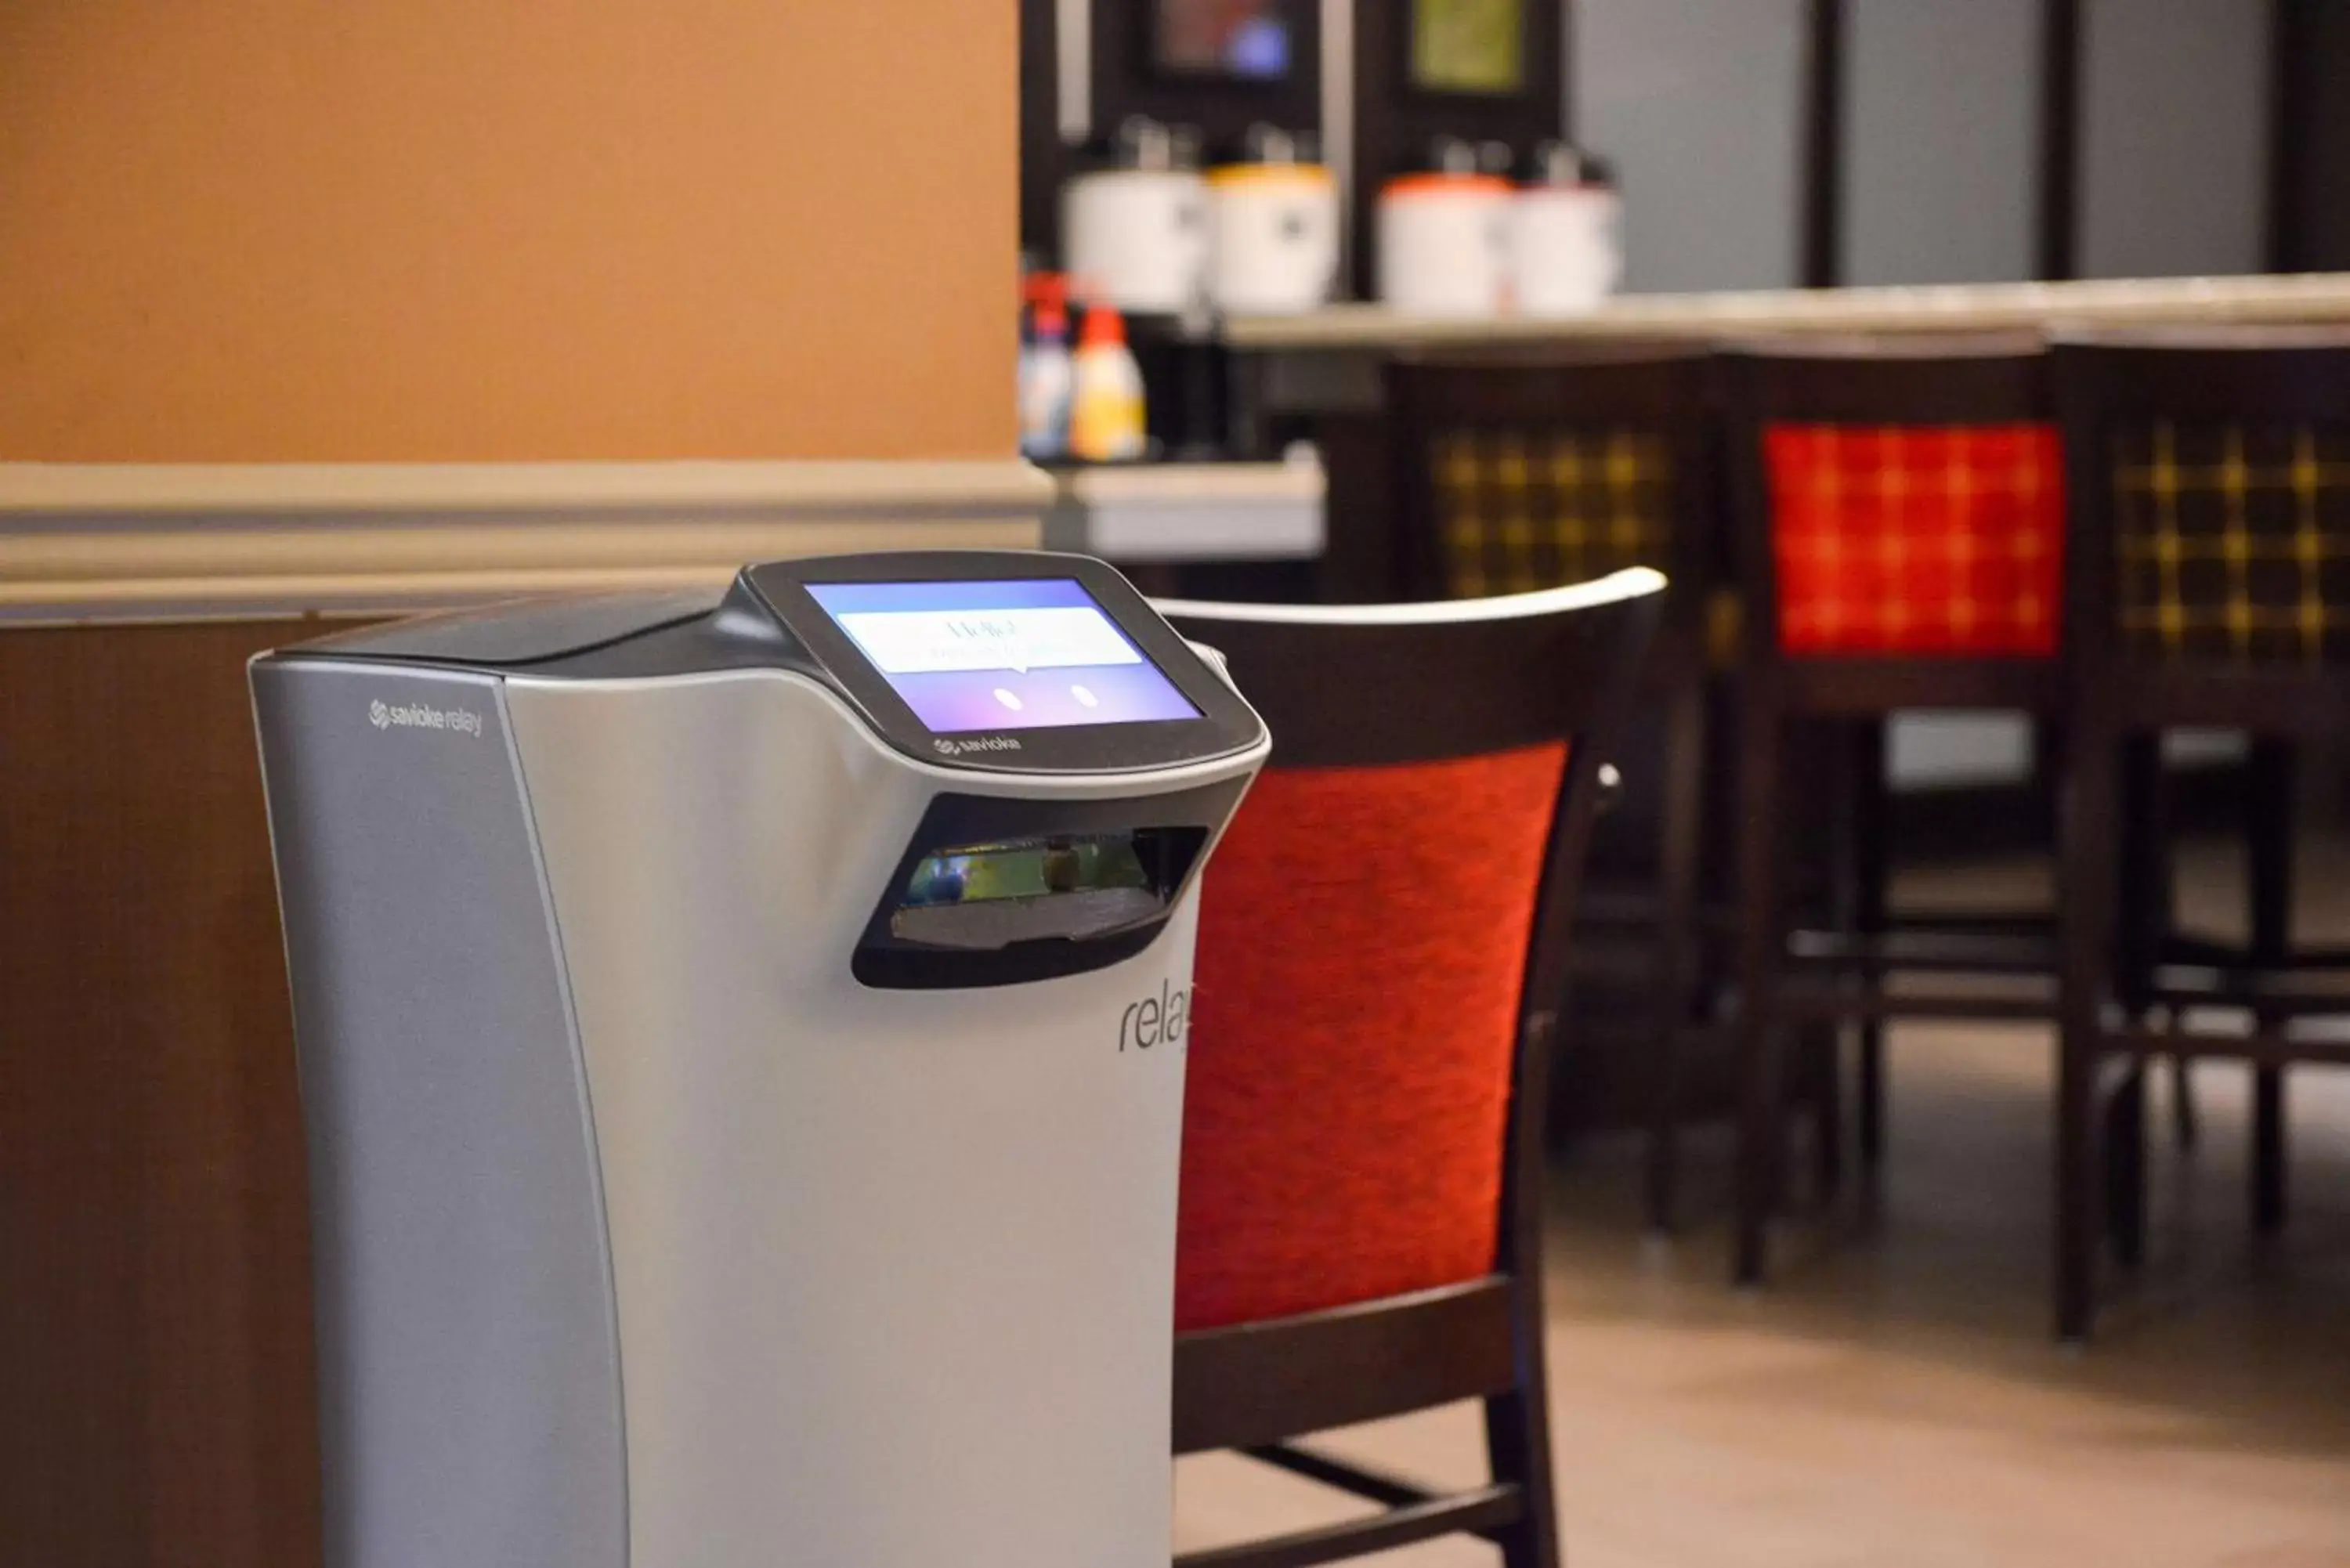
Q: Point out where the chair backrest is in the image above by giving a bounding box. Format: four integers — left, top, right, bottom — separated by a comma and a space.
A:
2053, 329, 2350, 674
1719, 335, 2059, 661
1158, 571, 1661, 1332
1384, 352, 1719, 639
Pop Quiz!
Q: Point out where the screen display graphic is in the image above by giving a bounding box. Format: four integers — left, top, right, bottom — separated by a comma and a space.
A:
1157, 0, 1292, 80
806, 579, 1202, 734
1412, 0, 1524, 95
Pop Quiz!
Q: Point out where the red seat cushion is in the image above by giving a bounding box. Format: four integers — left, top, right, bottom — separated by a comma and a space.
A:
1174, 742, 1567, 1333
1768, 423, 2065, 656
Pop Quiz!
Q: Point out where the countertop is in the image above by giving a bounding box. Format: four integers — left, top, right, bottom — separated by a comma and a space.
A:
1042, 457, 1325, 562
1220, 272, 2350, 350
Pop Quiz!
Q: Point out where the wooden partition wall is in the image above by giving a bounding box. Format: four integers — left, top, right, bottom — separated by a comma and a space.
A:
0, 622, 335, 1565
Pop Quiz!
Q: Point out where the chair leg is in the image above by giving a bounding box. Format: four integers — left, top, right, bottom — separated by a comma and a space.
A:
2247, 738, 2294, 1237
1851, 717, 1889, 1179
2056, 719, 2115, 1345
1811, 725, 1856, 1206
1734, 692, 1788, 1288
2126, 734, 2200, 1154
2252, 1069, 2287, 1237
2103, 1064, 2147, 1271
1483, 1348, 1560, 1568
1646, 670, 1709, 1237
1809, 1024, 1844, 1205
2169, 1057, 2200, 1153
2109, 733, 2162, 1253
1856, 1029, 1885, 1177
1805, 728, 1842, 1212
2113, 735, 2164, 1009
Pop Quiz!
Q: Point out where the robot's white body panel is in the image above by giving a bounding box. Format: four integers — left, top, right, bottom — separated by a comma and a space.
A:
253, 555, 1264, 1568
512, 673, 1210, 1568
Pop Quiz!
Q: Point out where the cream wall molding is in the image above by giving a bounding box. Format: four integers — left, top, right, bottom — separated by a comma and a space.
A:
0, 459, 1050, 626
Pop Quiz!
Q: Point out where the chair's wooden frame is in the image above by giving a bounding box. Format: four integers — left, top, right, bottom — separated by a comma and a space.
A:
2052, 330, 2350, 1343
1160, 574, 1661, 1568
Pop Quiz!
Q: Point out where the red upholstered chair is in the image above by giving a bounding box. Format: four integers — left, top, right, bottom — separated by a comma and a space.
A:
1159, 571, 1661, 1568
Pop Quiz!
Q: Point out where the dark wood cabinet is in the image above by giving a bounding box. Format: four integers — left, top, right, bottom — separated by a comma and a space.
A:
0, 621, 337, 1568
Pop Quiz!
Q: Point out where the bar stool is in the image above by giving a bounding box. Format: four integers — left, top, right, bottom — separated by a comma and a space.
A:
1720, 336, 2072, 1287
1383, 351, 1743, 1234
2053, 328, 2350, 1343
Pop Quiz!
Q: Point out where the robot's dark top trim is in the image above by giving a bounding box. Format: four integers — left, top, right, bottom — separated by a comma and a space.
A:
266, 552, 1267, 777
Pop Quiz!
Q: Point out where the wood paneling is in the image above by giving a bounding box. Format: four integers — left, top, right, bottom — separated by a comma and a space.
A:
0, 1, 1016, 462
0, 620, 342, 1568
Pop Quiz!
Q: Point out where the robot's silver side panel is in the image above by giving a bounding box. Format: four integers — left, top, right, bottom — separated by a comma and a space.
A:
252, 660, 625, 1568
505, 670, 1225, 1568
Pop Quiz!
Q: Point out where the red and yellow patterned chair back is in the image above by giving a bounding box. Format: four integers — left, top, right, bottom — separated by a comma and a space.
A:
1430, 426, 1676, 599
1723, 338, 2059, 662
1386, 352, 1720, 613
2108, 421, 2350, 666
1766, 422, 2065, 656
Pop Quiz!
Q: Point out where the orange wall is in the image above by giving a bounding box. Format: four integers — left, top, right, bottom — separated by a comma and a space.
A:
0, 2, 1015, 462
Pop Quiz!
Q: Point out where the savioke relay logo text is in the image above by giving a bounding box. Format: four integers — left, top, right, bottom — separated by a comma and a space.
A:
1119, 979, 1191, 1053
368, 697, 483, 738
931, 735, 1021, 758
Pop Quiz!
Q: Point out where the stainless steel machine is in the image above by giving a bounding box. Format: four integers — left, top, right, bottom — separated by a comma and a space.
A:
251, 552, 1269, 1568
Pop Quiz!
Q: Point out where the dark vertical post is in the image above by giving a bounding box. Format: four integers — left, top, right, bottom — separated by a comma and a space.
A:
1734, 678, 1789, 1284
1561, 0, 1578, 144
1801, 0, 1846, 288
2248, 738, 2295, 1234
1645, 670, 1708, 1235
1850, 717, 1889, 1180
2036, 0, 2083, 280
2266, 0, 2308, 272
1018, 0, 1062, 262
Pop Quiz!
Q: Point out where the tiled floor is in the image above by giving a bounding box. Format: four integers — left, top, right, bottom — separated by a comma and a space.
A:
1174, 840, 2350, 1566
